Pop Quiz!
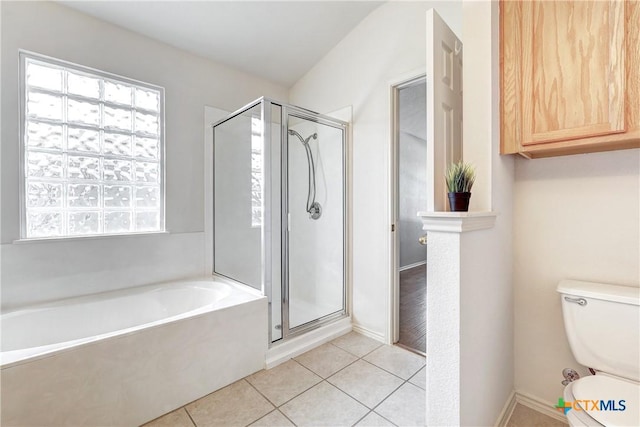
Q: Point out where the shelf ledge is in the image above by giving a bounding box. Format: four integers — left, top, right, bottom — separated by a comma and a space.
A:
417, 211, 498, 233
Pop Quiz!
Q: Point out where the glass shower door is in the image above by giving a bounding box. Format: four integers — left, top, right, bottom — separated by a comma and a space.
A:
285, 112, 345, 332
213, 103, 264, 290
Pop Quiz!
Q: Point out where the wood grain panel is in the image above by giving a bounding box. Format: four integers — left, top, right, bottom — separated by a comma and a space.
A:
399, 264, 426, 354
500, 0, 639, 157
626, 0, 640, 134
523, 0, 625, 145
500, 0, 522, 154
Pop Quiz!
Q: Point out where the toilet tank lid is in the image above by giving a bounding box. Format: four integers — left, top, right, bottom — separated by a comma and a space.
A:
557, 280, 640, 306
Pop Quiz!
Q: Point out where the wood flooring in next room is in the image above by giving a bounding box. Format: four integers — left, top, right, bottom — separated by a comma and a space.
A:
398, 264, 426, 354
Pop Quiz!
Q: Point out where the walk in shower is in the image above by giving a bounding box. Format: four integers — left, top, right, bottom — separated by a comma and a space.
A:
212, 98, 348, 343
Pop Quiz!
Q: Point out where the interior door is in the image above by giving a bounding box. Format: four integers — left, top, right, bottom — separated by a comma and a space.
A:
426, 9, 463, 212
395, 79, 428, 354
392, 9, 463, 350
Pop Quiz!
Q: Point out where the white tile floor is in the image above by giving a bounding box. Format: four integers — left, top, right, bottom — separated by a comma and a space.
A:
143, 332, 426, 427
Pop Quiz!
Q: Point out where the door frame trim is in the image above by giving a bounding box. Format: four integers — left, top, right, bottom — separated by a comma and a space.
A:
388, 70, 426, 345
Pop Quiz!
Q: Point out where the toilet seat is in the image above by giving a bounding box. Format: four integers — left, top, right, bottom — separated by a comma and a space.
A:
564, 381, 603, 427
565, 376, 639, 427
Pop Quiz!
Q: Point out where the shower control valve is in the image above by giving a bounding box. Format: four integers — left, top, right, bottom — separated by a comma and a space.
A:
309, 202, 322, 220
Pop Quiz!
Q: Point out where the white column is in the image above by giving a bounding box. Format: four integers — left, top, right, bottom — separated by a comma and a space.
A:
420, 212, 497, 425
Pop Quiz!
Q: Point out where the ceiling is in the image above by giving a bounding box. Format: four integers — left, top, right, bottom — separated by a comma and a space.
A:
58, 1, 384, 88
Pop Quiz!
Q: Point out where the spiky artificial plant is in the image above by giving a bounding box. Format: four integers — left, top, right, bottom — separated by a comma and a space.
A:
445, 161, 476, 193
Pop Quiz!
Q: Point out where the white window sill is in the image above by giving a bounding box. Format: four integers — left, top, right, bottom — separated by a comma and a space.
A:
13, 231, 170, 244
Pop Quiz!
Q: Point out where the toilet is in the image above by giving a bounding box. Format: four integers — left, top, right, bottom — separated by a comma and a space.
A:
558, 280, 640, 427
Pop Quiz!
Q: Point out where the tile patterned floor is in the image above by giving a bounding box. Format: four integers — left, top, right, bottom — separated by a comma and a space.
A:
143, 332, 426, 427
506, 403, 568, 426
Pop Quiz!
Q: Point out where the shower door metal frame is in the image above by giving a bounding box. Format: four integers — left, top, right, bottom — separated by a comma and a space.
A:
280, 104, 349, 341
211, 97, 350, 345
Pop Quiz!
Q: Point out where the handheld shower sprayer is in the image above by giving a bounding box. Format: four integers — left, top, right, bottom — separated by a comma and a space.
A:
288, 129, 322, 220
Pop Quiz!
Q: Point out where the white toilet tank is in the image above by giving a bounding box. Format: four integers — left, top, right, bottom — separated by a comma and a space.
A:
558, 279, 640, 382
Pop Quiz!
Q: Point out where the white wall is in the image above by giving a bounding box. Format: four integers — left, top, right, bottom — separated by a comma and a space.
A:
513, 149, 640, 405
288, 118, 345, 327
290, 0, 462, 341
0, 1, 288, 309
460, 1, 515, 424
398, 83, 427, 268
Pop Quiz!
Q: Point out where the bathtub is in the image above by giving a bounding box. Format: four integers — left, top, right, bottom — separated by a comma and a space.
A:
0, 278, 268, 426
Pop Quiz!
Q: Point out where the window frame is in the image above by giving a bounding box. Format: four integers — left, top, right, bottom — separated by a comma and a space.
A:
18, 50, 166, 240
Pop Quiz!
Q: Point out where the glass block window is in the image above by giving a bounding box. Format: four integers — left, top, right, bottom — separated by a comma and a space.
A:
250, 117, 263, 228
20, 52, 165, 239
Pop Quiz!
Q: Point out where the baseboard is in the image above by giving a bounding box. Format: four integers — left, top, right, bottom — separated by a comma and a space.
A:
515, 391, 568, 424
399, 260, 427, 272
495, 390, 517, 427
352, 323, 386, 343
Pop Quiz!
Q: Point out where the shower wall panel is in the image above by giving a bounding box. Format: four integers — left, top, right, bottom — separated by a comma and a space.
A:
287, 115, 345, 330
213, 105, 262, 290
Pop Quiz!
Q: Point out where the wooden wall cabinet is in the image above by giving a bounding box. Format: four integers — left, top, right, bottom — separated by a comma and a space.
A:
500, 0, 640, 158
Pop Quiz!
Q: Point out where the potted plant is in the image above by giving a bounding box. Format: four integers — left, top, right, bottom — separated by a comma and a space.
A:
445, 161, 475, 212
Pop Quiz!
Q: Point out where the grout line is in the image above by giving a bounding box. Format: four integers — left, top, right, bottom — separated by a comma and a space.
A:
323, 355, 361, 379
360, 357, 424, 383
249, 360, 322, 409
340, 342, 384, 359
368, 378, 408, 414
183, 407, 198, 427
243, 377, 274, 402
374, 410, 399, 427
276, 408, 298, 427
351, 409, 373, 427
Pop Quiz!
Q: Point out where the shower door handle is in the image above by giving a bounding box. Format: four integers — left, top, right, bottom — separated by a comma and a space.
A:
418, 235, 428, 245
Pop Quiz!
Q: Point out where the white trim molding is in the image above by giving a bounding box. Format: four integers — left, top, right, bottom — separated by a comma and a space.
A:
352, 322, 386, 344
515, 391, 569, 424
495, 390, 517, 427
494, 390, 569, 426
417, 211, 498, 233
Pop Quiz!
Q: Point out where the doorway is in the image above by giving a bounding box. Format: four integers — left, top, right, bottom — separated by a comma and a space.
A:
392, 77, 427, 355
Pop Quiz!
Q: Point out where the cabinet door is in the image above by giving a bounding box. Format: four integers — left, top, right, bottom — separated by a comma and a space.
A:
520, 1, 625, 145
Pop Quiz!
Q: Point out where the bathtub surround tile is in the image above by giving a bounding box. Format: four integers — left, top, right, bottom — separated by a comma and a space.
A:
279, 381, 369, 426
249, 409, 295, 427
408, 366, 426, 390
355, 411, 397, 427
363, 345, 425, 380
375, 383, 425, 427
142, 408, 195, 427
186, 380, 274, 427
294, 343, 358, 378
330, 331, 383, 358
327, 360, 403, 408
246, 360, 322, 406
